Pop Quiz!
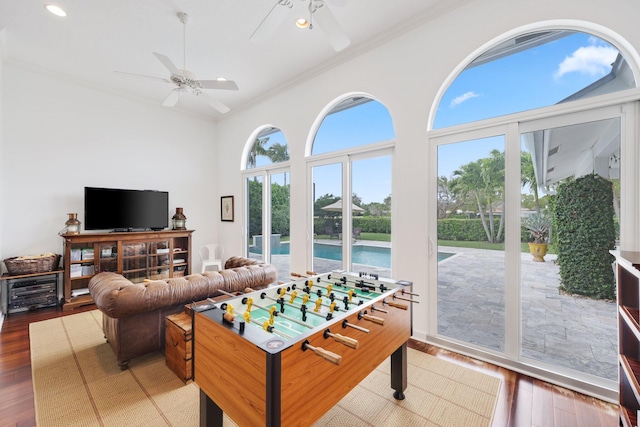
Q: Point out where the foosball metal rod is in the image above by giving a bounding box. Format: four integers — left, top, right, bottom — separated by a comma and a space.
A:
302, 340, 342, 366
244, 313, 294, 340
260, 292, 330, 320
216, 305, 294, 340
215, 290, 315, 329
342, 319, 370, 333
371, 305, 389, 314
393, 294, 420, 303
281, 288, 339, 312
324, 329, 359, 349
292, 272, 378, 300
291, 279, 374, 301
320, 273, 386, 293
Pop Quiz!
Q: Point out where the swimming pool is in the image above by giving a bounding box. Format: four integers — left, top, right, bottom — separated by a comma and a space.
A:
249, 242, 453, 268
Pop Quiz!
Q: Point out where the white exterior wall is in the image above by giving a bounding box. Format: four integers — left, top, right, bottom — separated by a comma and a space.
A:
213, 0, 640, 341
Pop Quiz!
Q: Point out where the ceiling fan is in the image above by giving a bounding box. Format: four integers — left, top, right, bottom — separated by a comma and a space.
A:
116, 12, 238, 114
250, 0, 350, 52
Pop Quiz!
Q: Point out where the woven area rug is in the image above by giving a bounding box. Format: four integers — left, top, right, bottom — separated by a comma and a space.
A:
30, 311, 501, 426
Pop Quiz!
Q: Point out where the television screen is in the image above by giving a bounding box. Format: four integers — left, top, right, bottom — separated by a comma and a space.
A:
84, 187, 169, 231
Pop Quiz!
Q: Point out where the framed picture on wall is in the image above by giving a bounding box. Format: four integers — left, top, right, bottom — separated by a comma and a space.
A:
221, 196, 234, 222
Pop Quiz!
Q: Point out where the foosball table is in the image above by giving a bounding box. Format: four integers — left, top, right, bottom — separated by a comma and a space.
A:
192, 270, 417, 427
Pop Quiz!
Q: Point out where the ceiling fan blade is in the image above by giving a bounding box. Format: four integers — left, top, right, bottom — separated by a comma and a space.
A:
198, 79, 239, 91
162, 88, 183, 107
153, 52, 183, 77
199, 92, 230, 114
250, 0, 292, 43
114, 70, 170, 84
313, 3, 351, 51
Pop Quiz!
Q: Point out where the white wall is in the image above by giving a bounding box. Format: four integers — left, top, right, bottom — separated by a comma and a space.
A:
2, 63, 217, 271
213, 0, 640, 339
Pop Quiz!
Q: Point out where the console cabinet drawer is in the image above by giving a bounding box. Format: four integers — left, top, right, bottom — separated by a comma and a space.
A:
166, 313, 192, 383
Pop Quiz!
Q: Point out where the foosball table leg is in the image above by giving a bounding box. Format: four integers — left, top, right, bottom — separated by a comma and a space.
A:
391, 342, 407, 400
200, 389, 223, 427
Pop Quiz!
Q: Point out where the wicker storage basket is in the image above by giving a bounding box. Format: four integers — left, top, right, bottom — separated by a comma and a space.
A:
3, 253, 61, 275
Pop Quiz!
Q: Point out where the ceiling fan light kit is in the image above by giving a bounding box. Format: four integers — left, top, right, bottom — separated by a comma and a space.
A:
115, 11, 238, 114
251, 0, 351, 51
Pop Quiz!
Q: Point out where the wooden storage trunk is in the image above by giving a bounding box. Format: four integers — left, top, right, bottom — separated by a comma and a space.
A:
165, 312, 193, 383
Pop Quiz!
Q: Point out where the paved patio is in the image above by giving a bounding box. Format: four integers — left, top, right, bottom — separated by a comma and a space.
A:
262, 243, 617, 381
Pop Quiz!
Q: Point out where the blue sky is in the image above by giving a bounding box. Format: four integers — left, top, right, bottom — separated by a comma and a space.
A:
256, 31, 623, 205
435, 32, 619, 179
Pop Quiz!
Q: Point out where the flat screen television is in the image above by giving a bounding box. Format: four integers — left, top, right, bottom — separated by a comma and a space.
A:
84, 187, 169, 231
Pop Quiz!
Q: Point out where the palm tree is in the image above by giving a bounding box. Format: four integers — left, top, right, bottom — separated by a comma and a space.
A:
266, 142, 290, 185
247, 136, 269, 169
450, 150, 505, 243
266, 142, 289, 163
521, 151, 541, 213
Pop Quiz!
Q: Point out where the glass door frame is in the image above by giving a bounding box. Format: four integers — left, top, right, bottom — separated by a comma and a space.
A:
307, 146, 394, 273
428, 95, 640, 400
243, 165, 291, 266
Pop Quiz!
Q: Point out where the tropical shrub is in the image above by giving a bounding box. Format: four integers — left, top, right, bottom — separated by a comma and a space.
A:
553, 174, 616, 300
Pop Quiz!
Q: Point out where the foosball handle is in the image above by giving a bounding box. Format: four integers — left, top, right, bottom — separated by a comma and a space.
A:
306, 270, 318, 276
332, 333, 359, 349
244, 287, 255, 293
302, 341, 342, 366
385, 299, 408, 310
360, 312, 385, 325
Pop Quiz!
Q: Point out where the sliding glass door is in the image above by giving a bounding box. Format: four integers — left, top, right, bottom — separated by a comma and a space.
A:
436, 135, 506, 352
430, 104, 628, 393
245, 168, 290, 282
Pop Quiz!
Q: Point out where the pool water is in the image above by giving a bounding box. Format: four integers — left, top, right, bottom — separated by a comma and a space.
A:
250, 242, 454, 268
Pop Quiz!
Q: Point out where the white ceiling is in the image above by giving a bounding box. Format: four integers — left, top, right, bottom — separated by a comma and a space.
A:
0, 0, 457, 120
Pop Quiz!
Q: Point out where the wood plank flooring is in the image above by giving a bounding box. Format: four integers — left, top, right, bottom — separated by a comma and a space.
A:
0, 306, 619, 427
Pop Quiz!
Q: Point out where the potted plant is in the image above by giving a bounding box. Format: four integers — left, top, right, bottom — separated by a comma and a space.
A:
523, 212, 551, 262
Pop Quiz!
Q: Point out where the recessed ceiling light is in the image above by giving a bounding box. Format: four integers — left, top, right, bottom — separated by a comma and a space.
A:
45, 3, 67, 17
295, 18, 309, 29
216, 77, 227, 82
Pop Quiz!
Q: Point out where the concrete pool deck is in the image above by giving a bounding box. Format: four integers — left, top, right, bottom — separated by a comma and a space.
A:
257, 241, 617, 381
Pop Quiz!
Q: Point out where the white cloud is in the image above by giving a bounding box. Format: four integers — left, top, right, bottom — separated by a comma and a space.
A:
554, 45, 618, 79
449, 91, 479, 108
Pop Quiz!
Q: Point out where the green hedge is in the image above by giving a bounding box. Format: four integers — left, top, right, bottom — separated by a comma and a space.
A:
437, 218, 529, 242
553, 174, 615, 300
314, 216, 531, 241
314, 216, 392, 234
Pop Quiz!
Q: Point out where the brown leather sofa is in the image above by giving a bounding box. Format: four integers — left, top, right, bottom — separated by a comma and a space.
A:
88, 256, 277, 369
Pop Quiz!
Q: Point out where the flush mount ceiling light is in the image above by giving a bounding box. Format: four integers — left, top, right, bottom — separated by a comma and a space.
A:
44, 3, 67, 17
295, 18, 309, 29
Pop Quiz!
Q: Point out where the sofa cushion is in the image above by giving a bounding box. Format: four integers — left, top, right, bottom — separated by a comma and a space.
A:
89, 257, 277, 319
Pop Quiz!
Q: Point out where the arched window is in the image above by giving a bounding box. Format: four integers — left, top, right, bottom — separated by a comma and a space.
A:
429, 27, 637, 398
434, 30, 634, 129
308, 96, 395, 276
243, 126, 290, 281
246, 127, 289, 169
312, 96, 395, 155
